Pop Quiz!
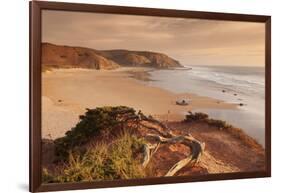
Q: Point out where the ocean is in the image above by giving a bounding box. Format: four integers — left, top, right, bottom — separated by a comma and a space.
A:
145, 65, 265, 146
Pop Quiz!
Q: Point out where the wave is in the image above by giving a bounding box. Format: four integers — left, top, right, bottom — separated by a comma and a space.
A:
188, 66, 265, 96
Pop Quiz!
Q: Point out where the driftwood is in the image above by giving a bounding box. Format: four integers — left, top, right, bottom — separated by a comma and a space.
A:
138, 113, 205, 176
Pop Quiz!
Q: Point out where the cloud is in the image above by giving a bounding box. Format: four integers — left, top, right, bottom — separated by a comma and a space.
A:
42, 10, 265, 66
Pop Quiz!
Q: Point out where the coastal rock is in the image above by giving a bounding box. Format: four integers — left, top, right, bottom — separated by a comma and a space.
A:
42, 43, 182, 70
139, 51, 181, 68
109, 52, 151, 66
100, 49, 181, 68
42, 43, 119, 70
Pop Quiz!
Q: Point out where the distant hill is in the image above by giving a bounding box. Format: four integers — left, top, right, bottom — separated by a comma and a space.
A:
42, 43, 182, 70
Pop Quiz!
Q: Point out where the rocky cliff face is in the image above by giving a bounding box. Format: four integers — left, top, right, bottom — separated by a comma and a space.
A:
99, 49, 182, 68
42, 43, 182, 70
42, 43, 119, 70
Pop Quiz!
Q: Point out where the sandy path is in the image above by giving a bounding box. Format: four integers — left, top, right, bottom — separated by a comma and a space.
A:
42, 68, 236, 139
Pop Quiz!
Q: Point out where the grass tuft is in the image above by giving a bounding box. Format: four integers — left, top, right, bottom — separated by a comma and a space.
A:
43, 130, 146, 183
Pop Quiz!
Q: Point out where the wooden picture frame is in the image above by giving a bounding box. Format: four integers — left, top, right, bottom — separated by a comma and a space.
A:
30, 1, 271, 192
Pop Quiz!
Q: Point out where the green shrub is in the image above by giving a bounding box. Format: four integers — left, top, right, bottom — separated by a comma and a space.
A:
184, 111, 233, 129
184, 111, 209, 122
206, 119, 232, 129
54, 106, 137, 160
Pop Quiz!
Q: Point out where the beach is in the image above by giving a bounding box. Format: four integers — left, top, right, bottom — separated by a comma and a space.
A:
42, 68, 237, 139
147, 66, 265, 145
39, 13, 267, 183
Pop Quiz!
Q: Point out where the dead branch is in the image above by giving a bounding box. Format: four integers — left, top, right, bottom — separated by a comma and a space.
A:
115, 110, 205, 176
138, 114, 205, 176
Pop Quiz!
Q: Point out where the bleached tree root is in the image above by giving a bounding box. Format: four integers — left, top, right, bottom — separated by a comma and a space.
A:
164, 135, 205, 176
142, 142, 160, 168
118, 110, 205, 176
138, 112, 205, 176
142, 133, 205, 176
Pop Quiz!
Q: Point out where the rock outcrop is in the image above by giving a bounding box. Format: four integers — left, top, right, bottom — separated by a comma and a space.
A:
42, 43, 182, 70
42, 43, 119, 70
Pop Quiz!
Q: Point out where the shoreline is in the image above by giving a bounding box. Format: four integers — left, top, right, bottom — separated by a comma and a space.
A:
42, 68, 237, 139
143, 66, 265, 146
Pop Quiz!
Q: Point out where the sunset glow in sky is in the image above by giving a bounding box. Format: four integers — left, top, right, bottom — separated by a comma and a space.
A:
42, 10, 265, 67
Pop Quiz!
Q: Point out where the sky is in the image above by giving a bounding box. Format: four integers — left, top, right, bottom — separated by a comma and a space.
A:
42, 10, 265, 67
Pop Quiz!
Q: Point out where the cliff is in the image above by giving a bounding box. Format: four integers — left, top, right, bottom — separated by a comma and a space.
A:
42, 43, 182, 70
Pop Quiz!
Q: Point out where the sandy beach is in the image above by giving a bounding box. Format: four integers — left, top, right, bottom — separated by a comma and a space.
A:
42, 68, 237, 139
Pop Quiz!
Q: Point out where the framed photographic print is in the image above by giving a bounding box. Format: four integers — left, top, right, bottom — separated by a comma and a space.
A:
30, 1, 271, 192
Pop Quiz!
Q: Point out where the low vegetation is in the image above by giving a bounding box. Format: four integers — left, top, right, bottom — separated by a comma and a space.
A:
42, 107, 263, 183
184, 111, 262, 149
184, 111, 232, 129
43, 130, 146, 183
43, 106, 147, 183
54, 106, 137, 160
184, 111, 209, 122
